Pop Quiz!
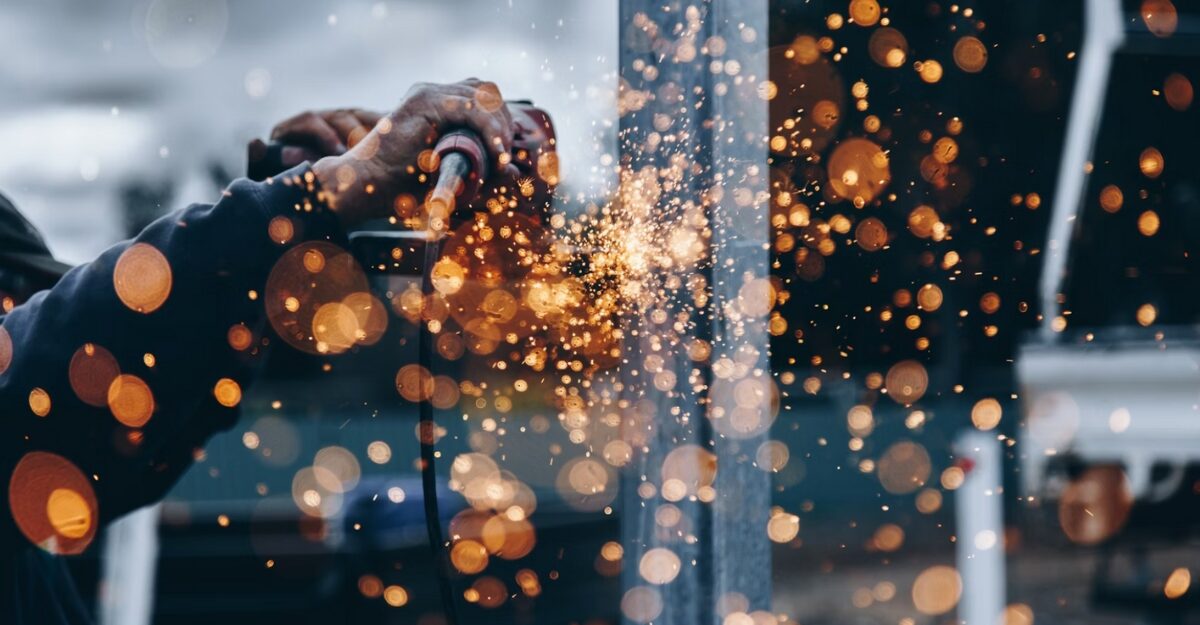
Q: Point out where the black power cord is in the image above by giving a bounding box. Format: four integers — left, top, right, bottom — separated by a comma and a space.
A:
252, 142, 464, 622
418, 235, 460, 625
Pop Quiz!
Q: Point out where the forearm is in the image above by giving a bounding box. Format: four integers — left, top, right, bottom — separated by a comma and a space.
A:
0, 165, 342, 553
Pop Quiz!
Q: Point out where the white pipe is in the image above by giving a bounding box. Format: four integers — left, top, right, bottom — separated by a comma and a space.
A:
1038, 0, 1124, 340
98, 504, 161, 625
955, 431, 1005, 625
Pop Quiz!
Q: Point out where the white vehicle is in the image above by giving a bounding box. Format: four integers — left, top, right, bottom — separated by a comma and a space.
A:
1018, 339, 1200, 503
1017, 0, 1200, 526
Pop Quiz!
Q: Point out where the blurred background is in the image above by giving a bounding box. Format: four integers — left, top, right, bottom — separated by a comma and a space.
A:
764, 2, 1200, 625
0, 0, 618, 263
2, 0, 1199, 624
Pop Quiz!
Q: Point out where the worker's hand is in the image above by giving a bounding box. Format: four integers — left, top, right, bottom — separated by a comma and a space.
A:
311, 79, 515, 227
247, 108, 384, 175
271, 108, 383, 155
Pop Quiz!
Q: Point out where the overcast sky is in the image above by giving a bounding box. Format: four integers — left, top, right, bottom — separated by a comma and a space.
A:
0, 0, 617, 263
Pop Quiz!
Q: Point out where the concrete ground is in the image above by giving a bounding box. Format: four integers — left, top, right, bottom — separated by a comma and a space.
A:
773, 541, 1200, 625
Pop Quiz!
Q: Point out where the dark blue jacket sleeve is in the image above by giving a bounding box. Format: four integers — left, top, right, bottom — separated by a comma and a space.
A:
0, 165, 344, 555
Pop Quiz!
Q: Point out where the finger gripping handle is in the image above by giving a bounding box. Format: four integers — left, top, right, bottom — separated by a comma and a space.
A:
433, 130, 490, 198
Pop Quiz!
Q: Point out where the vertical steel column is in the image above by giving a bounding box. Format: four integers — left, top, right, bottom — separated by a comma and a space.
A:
618, 0, 771, 622
706, 0, 772, 616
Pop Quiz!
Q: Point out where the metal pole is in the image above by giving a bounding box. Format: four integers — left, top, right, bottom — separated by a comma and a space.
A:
954, 432, 1006, 625
618, 0, 771, 622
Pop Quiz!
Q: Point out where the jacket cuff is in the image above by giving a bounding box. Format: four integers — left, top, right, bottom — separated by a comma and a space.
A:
240, 163, 349, 250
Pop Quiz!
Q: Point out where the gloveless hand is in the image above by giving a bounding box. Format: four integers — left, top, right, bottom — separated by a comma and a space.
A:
311, 79, 514, 227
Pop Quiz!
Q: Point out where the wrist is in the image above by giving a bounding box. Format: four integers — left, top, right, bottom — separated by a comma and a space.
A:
312, 155, 380, 228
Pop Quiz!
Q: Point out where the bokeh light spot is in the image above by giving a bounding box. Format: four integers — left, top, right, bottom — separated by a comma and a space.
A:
9, 451, 97, 554
113, 243, 172, 313
107, 374, 155, 427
